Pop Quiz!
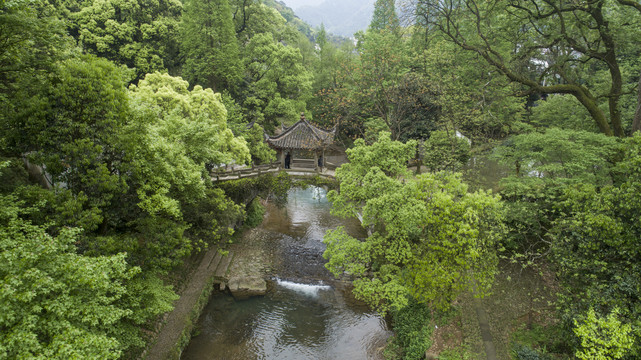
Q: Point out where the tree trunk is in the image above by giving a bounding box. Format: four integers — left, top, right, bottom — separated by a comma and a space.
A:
632, 69, 641, 134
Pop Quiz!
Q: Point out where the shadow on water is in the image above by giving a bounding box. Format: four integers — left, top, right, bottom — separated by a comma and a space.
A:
181, 187, 390, 360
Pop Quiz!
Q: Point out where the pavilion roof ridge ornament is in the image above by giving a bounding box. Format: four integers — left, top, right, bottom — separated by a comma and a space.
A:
264, 113, 336, 150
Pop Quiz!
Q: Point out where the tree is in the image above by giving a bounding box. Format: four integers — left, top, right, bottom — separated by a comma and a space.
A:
354, 30, 411, 140
230, 0, 285, 41
3, 55, 132, 233
573, 308, 634, 360
633, 70, 641, 133
369, 0, 400, 34
0, 1, 73, 158
72, 0, 182, 78
181, 0, 243, 93
410, 37, 524, 142
327, 29, 438, 142
550, 133, 641, 356
416, 0, 641, 136
494, 128, 620, 256
422, 130, 470, 172
121, 73, 249, 269
323, 132, 503, 314
242, 32, 312, 130
313, 23, 338, 91
0, 195, 135, 359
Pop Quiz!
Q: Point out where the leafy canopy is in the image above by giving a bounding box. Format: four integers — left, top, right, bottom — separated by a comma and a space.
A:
324, 132, 503, 314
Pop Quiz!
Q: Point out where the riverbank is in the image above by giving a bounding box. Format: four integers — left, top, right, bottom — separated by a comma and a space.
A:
143, 245, 236, 360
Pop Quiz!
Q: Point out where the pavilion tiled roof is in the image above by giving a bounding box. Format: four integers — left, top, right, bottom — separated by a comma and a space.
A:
265, 115, 335, 150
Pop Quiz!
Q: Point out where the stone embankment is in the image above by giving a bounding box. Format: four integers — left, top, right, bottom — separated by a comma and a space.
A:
143, 246, 237, 360
144, 224, 275, 359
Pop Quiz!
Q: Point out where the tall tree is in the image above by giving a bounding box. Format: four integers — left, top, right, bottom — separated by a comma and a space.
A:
242, 32, 312, 130
181, 0, 242, 92
416, 0, 641, 136
369, 0, 400, 34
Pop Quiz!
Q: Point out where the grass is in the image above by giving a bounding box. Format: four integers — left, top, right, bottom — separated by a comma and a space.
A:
438, 345, 477, 360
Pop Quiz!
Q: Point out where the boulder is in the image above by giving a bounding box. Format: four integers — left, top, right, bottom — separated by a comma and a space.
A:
228, 276, 267, 300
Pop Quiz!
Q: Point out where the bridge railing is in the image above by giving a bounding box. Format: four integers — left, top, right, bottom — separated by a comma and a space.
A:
211, 161, 338, 182
211, 162, 280, 180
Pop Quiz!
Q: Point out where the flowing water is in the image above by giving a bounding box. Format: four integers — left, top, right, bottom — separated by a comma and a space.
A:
181, 187, 391, 360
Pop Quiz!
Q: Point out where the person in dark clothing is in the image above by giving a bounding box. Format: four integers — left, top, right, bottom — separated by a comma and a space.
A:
285, 152, 291, 169
318, 155, 323, 170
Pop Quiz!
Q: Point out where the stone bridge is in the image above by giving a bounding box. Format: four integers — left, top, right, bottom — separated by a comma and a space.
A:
211, 161, 336, 182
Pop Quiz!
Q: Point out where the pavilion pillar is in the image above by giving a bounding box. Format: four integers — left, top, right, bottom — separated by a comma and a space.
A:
314, 151, 319, 172
279, 150, 285, 169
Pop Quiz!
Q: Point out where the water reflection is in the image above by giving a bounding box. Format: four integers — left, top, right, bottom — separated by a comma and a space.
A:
181, 187, 389, 360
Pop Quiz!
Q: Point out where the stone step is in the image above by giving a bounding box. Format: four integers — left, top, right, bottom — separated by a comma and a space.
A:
208, 251, 223, 271
214, 251, 234, 280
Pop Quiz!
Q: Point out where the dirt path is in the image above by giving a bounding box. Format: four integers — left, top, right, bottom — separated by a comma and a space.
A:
475, 298, 499, 360
144, 246, 232, 360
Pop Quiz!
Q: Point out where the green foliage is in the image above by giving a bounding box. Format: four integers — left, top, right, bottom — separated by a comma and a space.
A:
242, 32, 312, 130
181, 0, 241, 92
495, 128, 620, 184
494, 128, 621, 254
411, 38, 523, 142
0, 189, 178, 358
182, 187, 244, 246
513, 345, 550, 360
0, 202, 134, 359
216, 172, 292, 207
511, 322, 569, 358
9, 55, 131, 231
390, 300, 433, 360
129, 72, 250, 168
549, 134, 641, 356
0, 1, 71, 114
530, 95, 597, 132
573, 308, 634, 360
243, 198, 265, 228
72, 0, 181, 78
243, 124, 277, 165
369, 0, 399, 34
415, 0, 641, 136
324, 132, 503, 314
422, 130, 471, 172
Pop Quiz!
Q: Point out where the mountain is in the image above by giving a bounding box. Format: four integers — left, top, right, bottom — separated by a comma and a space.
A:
292, 0, 375, 37
264, 0, 352, 44
280, 0, 326, 9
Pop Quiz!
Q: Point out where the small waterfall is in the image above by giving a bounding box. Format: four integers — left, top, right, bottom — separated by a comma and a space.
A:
275, 278, 331, 297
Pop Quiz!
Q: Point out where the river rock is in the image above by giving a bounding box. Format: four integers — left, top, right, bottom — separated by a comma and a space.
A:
228, 276, 267, 299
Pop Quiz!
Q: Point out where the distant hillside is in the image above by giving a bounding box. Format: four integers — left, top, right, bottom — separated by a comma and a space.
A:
295, 0, 375, 37
264, 0, 351, 44
281, 0, 326, 9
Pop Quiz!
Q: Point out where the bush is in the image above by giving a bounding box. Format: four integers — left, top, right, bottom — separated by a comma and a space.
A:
422, 130, 471, 172
391, 300, 433, 360
513, 344, 550, 360
244, 198, 266, 228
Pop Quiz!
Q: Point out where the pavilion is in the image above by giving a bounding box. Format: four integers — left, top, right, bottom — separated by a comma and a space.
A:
265, 113, 336, 170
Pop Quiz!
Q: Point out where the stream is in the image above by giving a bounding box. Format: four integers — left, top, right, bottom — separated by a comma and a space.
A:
181, 187, 391, 360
